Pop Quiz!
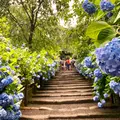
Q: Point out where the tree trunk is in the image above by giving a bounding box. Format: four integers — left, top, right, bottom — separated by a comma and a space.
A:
28, 23, 34, 49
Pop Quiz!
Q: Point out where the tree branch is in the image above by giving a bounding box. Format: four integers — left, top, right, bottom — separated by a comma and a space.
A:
19, 0, 32, 22
34, 0, 44, 27
7, 9, 28, 42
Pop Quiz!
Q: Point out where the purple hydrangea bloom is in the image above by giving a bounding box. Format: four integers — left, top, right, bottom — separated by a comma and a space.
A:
82, 0, 96, 15
100, 0, 114, 11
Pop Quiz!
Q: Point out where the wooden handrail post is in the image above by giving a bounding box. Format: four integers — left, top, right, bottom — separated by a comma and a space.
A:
24, 83, 28, 106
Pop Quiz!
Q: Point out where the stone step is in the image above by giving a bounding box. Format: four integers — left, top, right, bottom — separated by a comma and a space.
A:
45, 81, 91, 85
54, 77, 84, 79
44, 83, 92, 87
36, 88, 93, 93
40, 86, 93, 90
50, 79, 86, 82
21, 108, 120, 120
26, 103, 120, 111
29, 96, 93, 104
53, 76, 82, 79
27, 103, 97, 110
32, 92, 92, 97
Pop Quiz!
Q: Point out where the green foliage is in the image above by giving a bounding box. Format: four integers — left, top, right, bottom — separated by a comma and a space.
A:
0, 17, 10, 36
86, 21, 116, 47
86, 21, 112, 40
0, 36, 59, 86
114, 11, 120, 23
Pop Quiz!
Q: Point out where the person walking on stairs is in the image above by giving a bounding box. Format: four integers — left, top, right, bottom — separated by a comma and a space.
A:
65, 57, 71, 70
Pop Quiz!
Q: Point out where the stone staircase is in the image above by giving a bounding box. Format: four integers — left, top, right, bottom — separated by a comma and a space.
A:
20, 70, 120, 120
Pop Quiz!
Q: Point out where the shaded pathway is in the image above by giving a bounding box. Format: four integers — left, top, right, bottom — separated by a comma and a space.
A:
21, 69, 120, 120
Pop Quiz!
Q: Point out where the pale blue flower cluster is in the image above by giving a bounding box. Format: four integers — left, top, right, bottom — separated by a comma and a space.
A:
97, 99, 106, 108
104, 93, 108, 98
93, 95, 99, 101
109, 80, 120, 95
82, 0, 96, 14
100, 0, 114, 11
95, 38, 120, 76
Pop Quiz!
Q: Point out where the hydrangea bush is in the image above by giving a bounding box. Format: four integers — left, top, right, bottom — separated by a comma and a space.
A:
0, 35, 59, 118
0, 61, 24, 120
76, 55, 113, 108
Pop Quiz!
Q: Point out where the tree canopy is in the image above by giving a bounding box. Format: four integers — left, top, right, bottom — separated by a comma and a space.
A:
0, 0, 120, 60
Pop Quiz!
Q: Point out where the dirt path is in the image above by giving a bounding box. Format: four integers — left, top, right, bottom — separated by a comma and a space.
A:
20, 69, 120, 120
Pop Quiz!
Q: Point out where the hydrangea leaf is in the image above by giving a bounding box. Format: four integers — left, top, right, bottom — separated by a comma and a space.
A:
111, 0, 116, 4
96, 27, 116, 44
86, 21, 111, 40
94, 0, 101, 5
114, 11, 120, 23
95, 10, 106, 20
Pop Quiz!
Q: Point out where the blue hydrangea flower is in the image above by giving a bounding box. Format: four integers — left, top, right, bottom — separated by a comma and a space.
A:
0, 108, 7, 119
5, 110, 15, 120
13, 104, 20, 112
98, 102, 103, 108
104, 93, 108, 98
109, 80, 120, 94
1, 76, 13, 87
36, 75, 40, 79
17, 93, 24, 100
106, 12, 113, 18
101, 99, 106, 105
14, 110, 22, 119
42, 77, 45, 80
94, 77, 99, 82
0, 83, 4, 91
13, 94, 19, 103
8, 95, 14, 105
94, 69, 103, 79
82, 0, 96, 14
100, 0, 114, 11
93, 96, 99, 101
0, 93, 14, 108
95, 38, 120, 76
84, 57, 93, 68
